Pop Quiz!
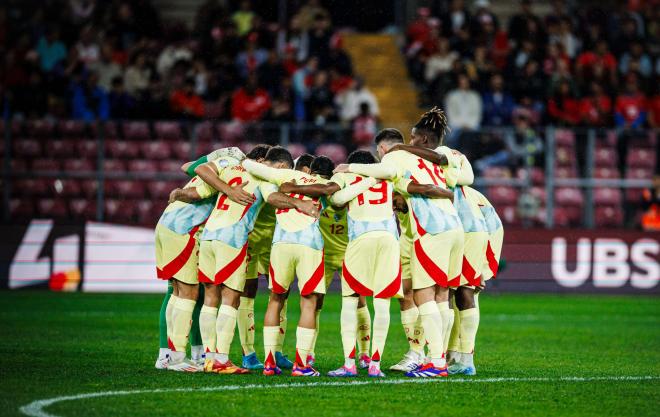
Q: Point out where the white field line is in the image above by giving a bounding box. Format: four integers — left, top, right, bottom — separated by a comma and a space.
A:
19, 375, 660, 417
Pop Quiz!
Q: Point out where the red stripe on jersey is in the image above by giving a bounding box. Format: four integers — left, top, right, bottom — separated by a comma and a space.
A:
214, 242, 248, 285
301, 252, 325, 296
413, 239, 448, 287
462, 256, 479, 286
448, 274, 461, 287
269, 263, 287, 294
410, 209, 427, 237
156, 225, 200, 280
341, 262, 373, 296
198, 269, 213, 284
375, 263, 402, 298
486, 241, 499, 278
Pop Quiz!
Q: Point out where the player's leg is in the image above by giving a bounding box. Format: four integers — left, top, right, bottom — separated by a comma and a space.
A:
197, 241, 221, 372
155, 281, 174, 369
327, 294, 359, 377
168, 280, 201, 372
307, 293, 323, 366
238, 277, 262, 370
447, 290, 462, 365
263, 291, 287, 375
189, 284, 205, 365
356, 296, 372, 369
274, 293, 293, 369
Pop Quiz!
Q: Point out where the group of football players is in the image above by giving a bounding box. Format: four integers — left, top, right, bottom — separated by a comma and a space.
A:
153, 106, 503, 378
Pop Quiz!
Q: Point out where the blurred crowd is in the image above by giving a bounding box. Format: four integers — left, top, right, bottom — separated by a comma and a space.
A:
0, 0, 380, 130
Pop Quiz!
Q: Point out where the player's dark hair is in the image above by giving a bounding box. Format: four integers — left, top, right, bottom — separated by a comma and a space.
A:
374, 128, 404, 145
413, 106, 450, 147
295, 153, 314, 171
264, 146, 294, 168
310, 155, 335, 179
246, 144, 272, 161
347, 150, 376, 164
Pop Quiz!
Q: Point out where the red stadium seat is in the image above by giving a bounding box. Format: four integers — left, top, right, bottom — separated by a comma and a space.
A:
287, 143, 307, 159
626, 148, 656, 170
154, 121, 182, 140
194, 121, 215, 142
37, 199, 69, 218
11, 159, 28, 172
107, 180, 145, 198
554, 129, 576, 147
10, 199, 35, 219
555, 146, 576, 167
64, 159, 95, 172
123, 121, 151, 140
136, 200, 155, 225
104, 199, 136, 223
140, 141, 171, 160
80, 180, 99, 198
159, 159, 183, 173
0, 119, 23, 137
69, 199, 97, 218
15, 179, 50, 196
32, 158, 61, 171
26, 119, 55, 138
58, 120, 87, 137
498, 205, 519, 226
128, 159, 158, 172
14, 139, 41, 157
45, 139, 76, 158
528, 186, 546, 205
149, 181, 179, 198
171, 142, 192, 160
90, 120, 119, 138
107, 140, 140, 159
594, 148, 617, 167
516, 167, 544, 185
76, 139, 98, 158
554, 166, 577, 179
483, 167, 512, 179
593, 167, 620, 179
593, 188, 622, 206
316, 144, 347, 165
103, 159, 127, 172
487, 186, 518, 206
52, 179, 82, 197
594, 206, 624, 227
554, 187, 584, 207
218, 121, 245, 145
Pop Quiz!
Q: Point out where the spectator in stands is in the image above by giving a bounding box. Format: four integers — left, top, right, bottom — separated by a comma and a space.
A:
445, 73, 482, 148
619, 41, 653, 79
137, 74, 170, 119
513, 60, 545, 101
556, 18, 578, 59
236, 33, 267, 79
352, 102, 378, 146
464, 45, 495, 92
507, 0, 541, 48
268, 76, 294, 122
108, 76, 135, 119
547, 79, 579, 126
615, 75, 647, 129
232, 0, 256, 36
124, 52, 151, 97
327, 34, 353, 76
512, 95, 543, 127
440, 1, 470, 38
71, 71, 109, 121
258, 50, 286, 96
156, 41, 193, 77
74, 25, 100, 66
579, 82, 612, 127
307, 70, 336, 124
292, 57, 318, 120
576, 40, 617, 86
170, 77, 204, 119
36, 27, 67, 73
482, 73, 514, 127
335, 77, 379, 123
90, 43, 122, 91
307, 12, 332, 67
231, 75, 271, 122
648, 92, 660, 129
424, 37, 458, 84
295, 0, 331, 31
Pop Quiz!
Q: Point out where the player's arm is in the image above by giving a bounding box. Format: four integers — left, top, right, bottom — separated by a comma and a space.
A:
242, 159, 286, 184
407, 183, 454, 202
334, 162, 397, 180
279, 180, 341, 197
168, 187, 202, 204
456, 154, 474, 186
183, 147, 245, 177
387, 144, 448, 166
194, 162, 255, 205
329, 177, 378, 207
261, 185, 320, 219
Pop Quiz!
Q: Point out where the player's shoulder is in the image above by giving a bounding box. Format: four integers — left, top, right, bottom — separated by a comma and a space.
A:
382, 149, 414, 163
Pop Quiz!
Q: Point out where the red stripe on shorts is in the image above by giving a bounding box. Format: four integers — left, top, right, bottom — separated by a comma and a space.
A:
486, 241, 499, 278
214, 242, 248, 285
413, 238, 448, 287
198, 269, 212, 284
341, 261, 373, 297
375, 263, 402, 298
269, 263, 287, 294
411, 210, 427, 237
156, 225, 200, 280
301, 252, 325, 296
462, 256, 481, 287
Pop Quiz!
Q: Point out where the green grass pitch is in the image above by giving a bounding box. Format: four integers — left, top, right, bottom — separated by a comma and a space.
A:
0, 290, 658, 417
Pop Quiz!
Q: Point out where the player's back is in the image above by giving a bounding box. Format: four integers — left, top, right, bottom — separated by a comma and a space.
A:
469, 187, 503, 233
158, 176, 216, 234
319, 204, 348, 256
455, 186, 488, 233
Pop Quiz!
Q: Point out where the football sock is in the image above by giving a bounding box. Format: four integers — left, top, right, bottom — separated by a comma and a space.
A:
413, 315, 426, 355
158, 282, 174, 349
189, 285, 204, 347
371, 298, 390, 363
216, 304, 238, 361
448, 296, 461, 354
263, 326, 280, 367
199, 305, 218, 357
166, 295, 178, 342
276, 300, 288, 352
356, 305, 371, 356
170, 297, 196, 353
237, 297, 256, 355
309, 308, 321, 356
295, 327, 315, 367
418, 301, 445, 368
437, 301, 454, 355
459, 307, 480, 355
400, 306, 423, 355
340, 297, 359, 367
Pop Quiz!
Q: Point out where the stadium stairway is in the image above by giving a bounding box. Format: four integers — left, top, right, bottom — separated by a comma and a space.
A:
343, 34, 420, 133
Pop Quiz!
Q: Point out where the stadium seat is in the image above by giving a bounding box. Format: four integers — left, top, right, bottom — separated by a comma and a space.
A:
528, 186, 546, 205
104, 199, 136, 223
80, 180, 99, 198
594, 206, 624, 227
594, 148, 617, 167
171, 141, 192, 160
555, 146, 576, 167
69, 199, 97, 218
90, 120, 119, 138
135, 200, 155, 225
45, 139, 76, 158
10, 199, 35, 219
11, 159, 28, 172
554, 187, 584, 207
316, 144, 347, 164
103, 159, 127, 172
287, 143, 307, 159
218, 121, 245, 144
195, 141, 215, 156
32, 158, 61, 171
593, 188, 622, 206
516, 167, 544, 185
15, 179, 50, 196
76, 139, 98, 158
554, 166, 577, 178
483, 167, 512, 179
159, 159, 183, 173
0, 119, 23, 138
107, 140, 140, 159
128, 159, 158, 172
140, 141, 171, 160
107, 180, 145, 198
626, 148, 656, 170
626, 131, 658, 148
14, 139, 41, 157
123, 121, 151, 140
149, 181, 178, 199
194, 121, 215, 142
154, 121, 182, 140
37, 199, 69, 219
58, 120, 87, 137
64, 159, 95, 172
593, 167, 620, 179
52, 179, 82, 197
26, 119, 55, 138
487, 186, 518, 206
498, 205, 519, 226
554, 129, 576, 148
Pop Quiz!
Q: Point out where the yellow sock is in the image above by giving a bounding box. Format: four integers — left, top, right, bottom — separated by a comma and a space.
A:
459, 307, 480, 354
371, 298, 390, 362
215, 305, 238, 360
170, 297, 195, 352
400, 306, 424, 354
340, 297, 359, 363
295, 327, 315, 367
237, 297, 255, 355
199, 305, 218, 357
356, 305, 371, 356
309, 309, 321, 356
418, 301, 445, 367
276, 300, 288, 352
166, 295, 178, 341
263, 326, 280, 367
437, 301, 454, 355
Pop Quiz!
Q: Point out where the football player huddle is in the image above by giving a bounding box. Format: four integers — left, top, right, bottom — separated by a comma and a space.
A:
154, 107, 503, 378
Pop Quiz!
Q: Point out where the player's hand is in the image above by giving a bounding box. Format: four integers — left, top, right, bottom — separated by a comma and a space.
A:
295, 199, 320, 219
333, 164, 349, 174
168, 188, 182, 204
279, 179, 297, 193
227, 181, 255, 205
